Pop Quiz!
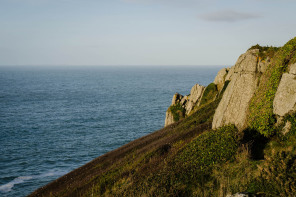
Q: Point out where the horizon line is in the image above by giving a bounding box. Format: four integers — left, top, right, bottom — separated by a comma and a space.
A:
0, 64, 229, 67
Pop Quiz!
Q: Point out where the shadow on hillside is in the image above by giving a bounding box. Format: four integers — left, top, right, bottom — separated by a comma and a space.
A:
241, 128, 269, 160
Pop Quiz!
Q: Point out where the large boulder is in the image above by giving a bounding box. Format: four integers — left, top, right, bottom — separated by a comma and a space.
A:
212, 49, 263, 131
273, 63, 296, 117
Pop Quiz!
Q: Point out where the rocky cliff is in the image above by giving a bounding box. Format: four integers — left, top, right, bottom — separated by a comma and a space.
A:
165, 41, 295, 135
165, 49, 268, 129
31, 37, 296, 197
273, 63, 296, 117
212, 49, 264, 131
165, 84, 205, 126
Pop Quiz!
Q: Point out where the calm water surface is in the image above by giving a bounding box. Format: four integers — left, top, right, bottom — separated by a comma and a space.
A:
0, 65, 223, 196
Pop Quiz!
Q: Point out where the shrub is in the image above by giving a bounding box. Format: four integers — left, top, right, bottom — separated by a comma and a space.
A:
256, 150, 296, 196
275, 113, 296, 147
169, 103, 185, 122
171, 125, 239, 190
248, 44, 279, 60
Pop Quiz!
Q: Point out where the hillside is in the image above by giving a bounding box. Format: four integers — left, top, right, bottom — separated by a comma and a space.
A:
30, 37, 296, 197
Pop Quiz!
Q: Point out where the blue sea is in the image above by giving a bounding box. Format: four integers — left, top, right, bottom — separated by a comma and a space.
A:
0, 65, 223, 196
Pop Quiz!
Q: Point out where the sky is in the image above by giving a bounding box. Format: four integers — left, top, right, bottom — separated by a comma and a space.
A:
0, 0, 296, 66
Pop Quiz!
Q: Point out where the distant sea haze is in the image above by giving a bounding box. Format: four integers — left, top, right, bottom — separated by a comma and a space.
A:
0, 65, 223, 196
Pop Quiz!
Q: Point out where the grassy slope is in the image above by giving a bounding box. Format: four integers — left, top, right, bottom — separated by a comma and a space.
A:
30, 37, 296, 197
30, 84, 230, 197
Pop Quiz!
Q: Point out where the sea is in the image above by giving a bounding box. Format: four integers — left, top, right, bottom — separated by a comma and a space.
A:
0, 65, 223, 196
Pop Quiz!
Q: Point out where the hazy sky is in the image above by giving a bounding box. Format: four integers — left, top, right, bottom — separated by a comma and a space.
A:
1, 0, 296, 66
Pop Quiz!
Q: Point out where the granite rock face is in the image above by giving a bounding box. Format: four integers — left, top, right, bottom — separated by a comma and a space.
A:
185, 84, 205, 115
289, 63, 296, 74
233, 49, 259, 73
212, 49, 264, 131
225, 66, 235, 81
273, 63, 296, 117
164, 110, 175, 127
214, 68, 228, 92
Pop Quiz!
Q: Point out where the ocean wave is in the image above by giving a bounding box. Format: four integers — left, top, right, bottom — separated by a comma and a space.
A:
0, 176, 32, 193
0, 170, 66, 193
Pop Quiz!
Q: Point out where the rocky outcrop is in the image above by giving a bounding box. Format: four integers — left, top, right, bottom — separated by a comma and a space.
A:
185, 84, 205, 115
165, 49, 271, 129
171, 93, 184, 105
165, 47, 281, 130
212, 49, 265, 131
164, 84, 205, 126
273, 63, 296, 117
164, 110, 175, 127
165, 93, 184, 126
214, 68, 229, 92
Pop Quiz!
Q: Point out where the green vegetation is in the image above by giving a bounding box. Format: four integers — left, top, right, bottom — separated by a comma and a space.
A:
199, 83, 218, 106
256, 150, 296, 196
282, 113, 296, 144
169, 103, 185, 121
249, 44, 280, 60
171, 125, 239, 191
177, 125, 238, 175
248, 37, 296, 137
134, 125, 240, 196
242, 120, 296, 196
253, 118, 296, 195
